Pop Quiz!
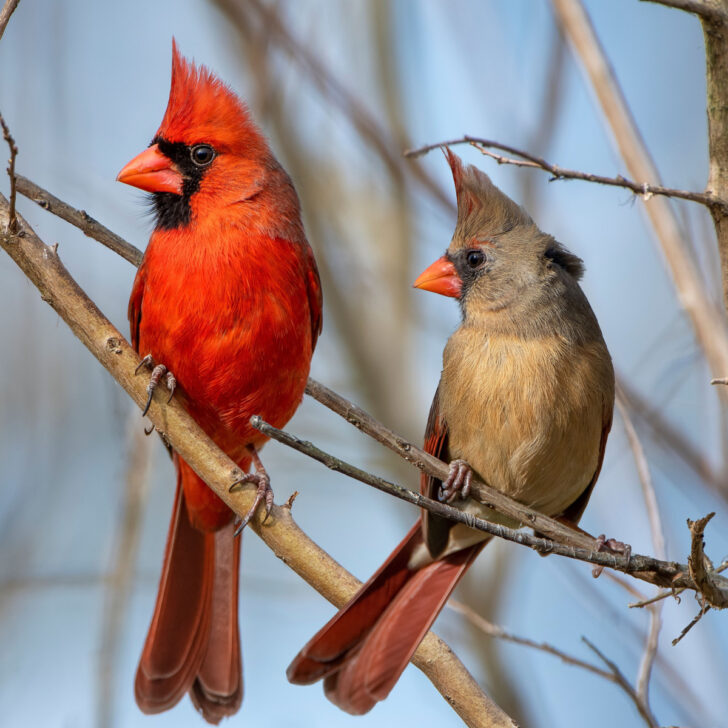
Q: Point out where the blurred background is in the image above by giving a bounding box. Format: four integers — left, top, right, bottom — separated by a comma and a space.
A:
1, 1, 726, 726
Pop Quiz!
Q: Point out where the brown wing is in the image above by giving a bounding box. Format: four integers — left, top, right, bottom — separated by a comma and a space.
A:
558, 400, 613, 526
421, 383, 455, 558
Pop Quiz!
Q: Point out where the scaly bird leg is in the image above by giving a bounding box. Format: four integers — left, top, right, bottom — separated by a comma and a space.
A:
592, 534, 632, 578
229, 445, 274, 536
438, 459, 473, 503
135, 354, 177, 417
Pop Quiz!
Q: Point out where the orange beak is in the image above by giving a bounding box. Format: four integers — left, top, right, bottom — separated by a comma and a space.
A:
413, 256, 462, 298
116, 144, 183, 194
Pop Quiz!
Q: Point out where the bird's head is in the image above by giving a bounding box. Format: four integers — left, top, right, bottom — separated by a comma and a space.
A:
414, 149, 584, 322
117, 40, 272, 230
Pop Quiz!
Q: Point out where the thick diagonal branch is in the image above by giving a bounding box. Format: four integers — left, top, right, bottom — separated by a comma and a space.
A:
0, 194, 514, 728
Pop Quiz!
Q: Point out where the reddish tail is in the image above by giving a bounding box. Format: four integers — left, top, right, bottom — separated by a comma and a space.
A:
287, 522, 486, 715
135, 471, 242, 724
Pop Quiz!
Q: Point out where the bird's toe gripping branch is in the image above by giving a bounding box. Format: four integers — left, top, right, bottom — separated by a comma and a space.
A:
438, 458, 473, 503
592, 534, 632, 578
229, 445, 274, 536
135, 354, 177, 417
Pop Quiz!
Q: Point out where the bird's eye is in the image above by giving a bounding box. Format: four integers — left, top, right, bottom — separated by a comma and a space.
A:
465, 249, 486, 268
190, 144, 215, 166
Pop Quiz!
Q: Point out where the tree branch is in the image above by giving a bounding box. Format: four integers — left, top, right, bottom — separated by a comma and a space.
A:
250, 414, 728, 602
641, 0, 727, 23
0, 194, 514, 728
0, 111, 18, 233
404, 136, 728, 213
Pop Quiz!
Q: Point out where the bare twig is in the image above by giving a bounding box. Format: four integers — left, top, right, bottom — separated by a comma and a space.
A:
450, 600, 671, 728
551, 0, 728, 396
16, 174, 142, 265
250, 414, 728, 599
405, 136, 728, 213
582, 638, 659, 728
0, 112, 18, 233
0, 0, 20, 43
688, 512, 728, 608
641, 0, 728, 22
712, 377, 728, 385
672, 604, 711, 646
0, 195, 513, 728
448, 600, 611, 680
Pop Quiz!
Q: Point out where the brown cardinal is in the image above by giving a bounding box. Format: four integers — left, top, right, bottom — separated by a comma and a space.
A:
117, 43, 322, 722
286, 150, 614, 714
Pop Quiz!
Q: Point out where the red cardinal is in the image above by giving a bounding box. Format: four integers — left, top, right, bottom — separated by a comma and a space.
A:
287, 150, 614, 714
117, 43, 322, 722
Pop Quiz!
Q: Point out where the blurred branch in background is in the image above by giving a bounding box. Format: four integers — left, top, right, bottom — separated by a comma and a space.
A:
550, 0, 728, 396
96, 414, 153, 728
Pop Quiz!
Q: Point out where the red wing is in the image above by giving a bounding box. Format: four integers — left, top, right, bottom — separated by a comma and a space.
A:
128, 264, 147, 353
421, 384, 453, 558
304, 247, 323, 351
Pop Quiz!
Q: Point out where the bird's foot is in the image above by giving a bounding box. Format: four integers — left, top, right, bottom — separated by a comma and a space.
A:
438, 459, 473, 503
229, 446, 274, 536
135, 354, 176, 417
592, 534, 632, 577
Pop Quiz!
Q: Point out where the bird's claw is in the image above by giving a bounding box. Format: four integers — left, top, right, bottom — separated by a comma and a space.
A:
438, 459, 473, 503
230, 470, 274, 536
135, 354, 177, 417
592, 534, 632, 577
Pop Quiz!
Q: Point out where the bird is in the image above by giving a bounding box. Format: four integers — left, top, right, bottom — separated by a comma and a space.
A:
286, 149, 614, 715
117, 42, 322, 723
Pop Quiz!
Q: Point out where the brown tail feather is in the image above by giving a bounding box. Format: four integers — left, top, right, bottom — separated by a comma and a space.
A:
288, 521, 487, 714
135, 474, 242, 724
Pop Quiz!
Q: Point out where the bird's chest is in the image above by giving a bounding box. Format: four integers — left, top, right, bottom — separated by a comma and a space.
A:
439, 330, 604, 517
136, 236, 312, 458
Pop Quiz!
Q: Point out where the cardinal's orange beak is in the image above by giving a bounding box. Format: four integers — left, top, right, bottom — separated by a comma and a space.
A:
117, 144, 183, 194
413, 256, 462, 298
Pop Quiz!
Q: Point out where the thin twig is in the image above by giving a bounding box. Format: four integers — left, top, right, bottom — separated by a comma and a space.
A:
0, 112, 19, 233
15, 174, 142, 265
640, 0, 728, 22
0, 0, 20, 43
582, 638, 659, 728
672, 604, 711, 646
304, 378, 600, 553
404, 135, 728, 213
250, 414, 725, 597
448, 600, 611, 680
712, 377, 728, 385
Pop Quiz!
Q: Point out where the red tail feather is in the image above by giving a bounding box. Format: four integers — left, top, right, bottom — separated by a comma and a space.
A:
135, 471, 242, 723
288, 522, 487, 714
